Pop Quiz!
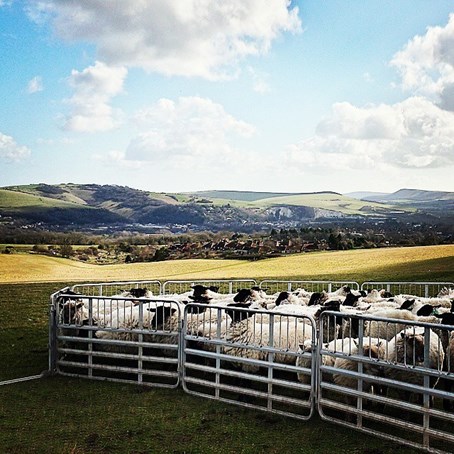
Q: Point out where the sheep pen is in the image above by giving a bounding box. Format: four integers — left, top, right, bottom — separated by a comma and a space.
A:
3, 279, 454, 453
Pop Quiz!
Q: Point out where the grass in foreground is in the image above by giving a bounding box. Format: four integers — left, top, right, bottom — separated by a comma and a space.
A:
0, 377, 413, 454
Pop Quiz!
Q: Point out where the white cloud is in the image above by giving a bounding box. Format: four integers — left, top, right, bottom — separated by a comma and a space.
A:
0, 132, 31, 161
27, 0, 301, 79
391, 13, 454, 111
62, 61, 127, 132
286, 97, 454, 171
92, 150, 141, 169
27, 76, 43, 93
248, 67, 271, 93
286, 15, 454, 177
125, 96, 256, 169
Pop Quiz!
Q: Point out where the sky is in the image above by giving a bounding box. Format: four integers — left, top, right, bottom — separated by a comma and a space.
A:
1, 0, 454, 195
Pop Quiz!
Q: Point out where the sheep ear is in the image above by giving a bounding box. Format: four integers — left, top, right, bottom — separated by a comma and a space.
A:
353, 339, 358, 347
76, 302, 84, 309
377, 341, 382, 347
400, 332, 406, 339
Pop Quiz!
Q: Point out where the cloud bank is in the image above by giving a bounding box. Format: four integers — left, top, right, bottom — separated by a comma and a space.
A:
287, 14, 454, 174
287, 97, 454, 171
391, 13, 454, 111
27, 0, 301, 79
125, 96, 255, 167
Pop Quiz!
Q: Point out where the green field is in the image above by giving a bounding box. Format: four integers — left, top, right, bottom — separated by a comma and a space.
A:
1, 246, 452, 453
1, 244, 453, 283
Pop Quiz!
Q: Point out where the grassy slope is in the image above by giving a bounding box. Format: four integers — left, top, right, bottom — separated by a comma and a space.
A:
0, 189, 84, 210
1, 244, 453, 284
188, 190, 294, 202
253, 193, 396, 214
188, 191, 399, 215
0, 185, 409, 217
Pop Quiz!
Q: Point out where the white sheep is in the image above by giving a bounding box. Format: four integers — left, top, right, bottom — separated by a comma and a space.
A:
332, 337, 385, 411
95, 302, 182, 354
222, 317, 313, 373
296, 337, 353, 385
382, 326, 445, 403
362, 309, 418, 341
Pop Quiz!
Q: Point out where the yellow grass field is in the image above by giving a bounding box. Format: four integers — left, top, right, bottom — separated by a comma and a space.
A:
1, 244, 453, 284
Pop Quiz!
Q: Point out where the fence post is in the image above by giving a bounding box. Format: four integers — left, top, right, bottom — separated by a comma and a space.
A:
48, 293, 59, 374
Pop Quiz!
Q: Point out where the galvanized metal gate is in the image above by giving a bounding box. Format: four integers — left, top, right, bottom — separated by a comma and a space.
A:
71, 280, 162, 297
50, 289, 182, 388
317, 311, 454, 453
361, 281, 454, 298
259, 280, 360, 293
162, 279, 257, 295
182, 303, 317, 420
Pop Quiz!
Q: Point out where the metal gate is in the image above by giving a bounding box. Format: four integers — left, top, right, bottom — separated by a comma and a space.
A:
317, 311, 454, 453
259, 280, 360, 293
182, 303, 317, 420
162, 279, 257, 295
50, 289, 182, 388
71, 280, 162, 297
361, 282, 454, 298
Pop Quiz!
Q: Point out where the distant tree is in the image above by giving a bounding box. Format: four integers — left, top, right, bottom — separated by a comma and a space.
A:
328, 233, 340, 250
152, 247, 169, 262
60, 243, 74, 258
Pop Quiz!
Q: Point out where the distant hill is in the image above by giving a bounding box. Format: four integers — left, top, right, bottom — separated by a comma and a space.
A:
344, 191, 389, 200
361, 188, 454, 215
363, 188, 454, 203
1, 184, 452, 232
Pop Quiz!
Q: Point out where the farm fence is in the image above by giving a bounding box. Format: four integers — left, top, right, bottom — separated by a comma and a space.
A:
259, 280, 360, 293
317, 311, 454, 453
4, 279, 454, 452
361, 282, 454, 298
162, 279, 258, 295
50, 290, 181, 388
182, 302, 317, 420
71, 280, 162, 297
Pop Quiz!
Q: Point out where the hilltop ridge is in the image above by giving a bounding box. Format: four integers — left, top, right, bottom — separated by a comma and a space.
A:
0, 183, 452, 233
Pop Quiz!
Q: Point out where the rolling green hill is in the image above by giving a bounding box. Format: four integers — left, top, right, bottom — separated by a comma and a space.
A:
185, 190, 401, 215
365, 188, 454, 203
1, 183, 452, 229
0, 188, 125, 224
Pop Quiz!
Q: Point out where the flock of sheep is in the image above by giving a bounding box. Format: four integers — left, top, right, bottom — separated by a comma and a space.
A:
59, 283, 454, 410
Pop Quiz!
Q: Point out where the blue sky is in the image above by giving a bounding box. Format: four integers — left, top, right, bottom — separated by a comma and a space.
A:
1, 0, 454, 194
